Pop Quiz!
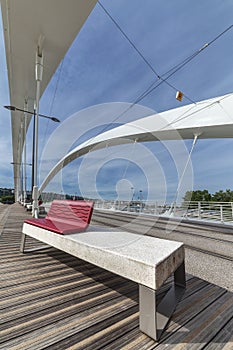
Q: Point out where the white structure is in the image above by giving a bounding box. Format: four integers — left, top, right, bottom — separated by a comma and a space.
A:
39, 92, 233, 193
1, 0, 97, 212
1, 0, 233, 208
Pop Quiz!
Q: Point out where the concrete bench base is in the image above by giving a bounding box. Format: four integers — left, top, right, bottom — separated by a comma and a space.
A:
21, 224, 186, 341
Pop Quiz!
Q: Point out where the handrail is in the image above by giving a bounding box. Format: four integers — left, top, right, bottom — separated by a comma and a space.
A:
94, 199, 233, 225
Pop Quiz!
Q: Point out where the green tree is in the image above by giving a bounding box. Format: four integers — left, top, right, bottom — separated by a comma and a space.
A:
212, 189, 233, 202
183, 190, 212, 202
0, 195, 14, 204
183, 189, 233, 203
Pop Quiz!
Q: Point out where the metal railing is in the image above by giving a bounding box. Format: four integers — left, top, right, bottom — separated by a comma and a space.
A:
94, 199, 233, 225
179, 201, 233, 223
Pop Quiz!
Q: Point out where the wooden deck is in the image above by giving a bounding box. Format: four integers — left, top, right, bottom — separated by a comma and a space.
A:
0, 203, 233, 349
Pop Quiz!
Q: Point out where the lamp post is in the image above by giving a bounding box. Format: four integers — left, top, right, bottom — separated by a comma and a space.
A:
5, 105, 60, 215
139, 190, 143, 200
139, 190, 143, 211
131, 187, 134, 201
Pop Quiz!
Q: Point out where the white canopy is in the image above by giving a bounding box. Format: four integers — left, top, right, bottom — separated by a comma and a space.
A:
1, 0, 97, 195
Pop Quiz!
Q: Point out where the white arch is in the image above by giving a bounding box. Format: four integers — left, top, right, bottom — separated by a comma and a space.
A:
39, 93, 233, 193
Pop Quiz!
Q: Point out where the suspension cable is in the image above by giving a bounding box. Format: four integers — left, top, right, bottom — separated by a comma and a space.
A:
98, 1, 233, 109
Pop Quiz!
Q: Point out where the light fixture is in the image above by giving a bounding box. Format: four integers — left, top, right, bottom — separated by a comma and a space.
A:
11, 162, 32, 166
4, 105, 60, 123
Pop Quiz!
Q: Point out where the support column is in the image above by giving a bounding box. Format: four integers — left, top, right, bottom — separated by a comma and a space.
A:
139, 285, 157, 340
139, 261, 186, 341
23, 100, 28, 203
32, 41, 44, 218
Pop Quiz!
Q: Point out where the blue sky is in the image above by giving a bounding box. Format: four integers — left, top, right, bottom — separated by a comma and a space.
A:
1, 0, 233, 202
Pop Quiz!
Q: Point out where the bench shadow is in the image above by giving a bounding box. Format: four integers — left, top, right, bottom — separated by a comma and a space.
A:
22, 246, 233, 347
39, 247, 174, 305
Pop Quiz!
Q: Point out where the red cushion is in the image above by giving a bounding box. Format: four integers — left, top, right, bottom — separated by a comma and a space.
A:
24, 200, 94, 235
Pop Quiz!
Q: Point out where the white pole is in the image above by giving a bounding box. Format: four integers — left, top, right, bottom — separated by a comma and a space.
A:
23, 100, 28, 203
220, 205, 224, 223
32, 45, 43, 217
198, 201, 201, 219
19, 119, 24, 202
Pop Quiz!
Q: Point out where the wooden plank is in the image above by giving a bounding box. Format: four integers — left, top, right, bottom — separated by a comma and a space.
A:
41, 309, 139, 350
0, 276, 133, 323
1, 204, 233, 350
0, 258, 107, 286
0, 267, 110, 298
0, 286, 138, 342
0, 250, 84, 268
154, 292, 233, 349
204, 317, 233, 350
1, 295, 138, 349
95, 278, 225, 350
0, 270, 125, 310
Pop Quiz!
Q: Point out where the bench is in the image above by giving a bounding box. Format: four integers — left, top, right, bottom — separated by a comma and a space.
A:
21, 201, 186, 341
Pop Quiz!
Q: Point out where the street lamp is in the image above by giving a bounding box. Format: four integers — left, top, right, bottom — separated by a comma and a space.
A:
5, 105, 60, 216
4, 105, 60, 123
11, 162, 32, 166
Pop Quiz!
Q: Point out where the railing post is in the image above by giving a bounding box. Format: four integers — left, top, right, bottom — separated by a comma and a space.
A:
198, 202, 201, 219
140, 202, 143, 213
220, 205, 224, 223
155, 201, 158, 215
173, 202, 177, 216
